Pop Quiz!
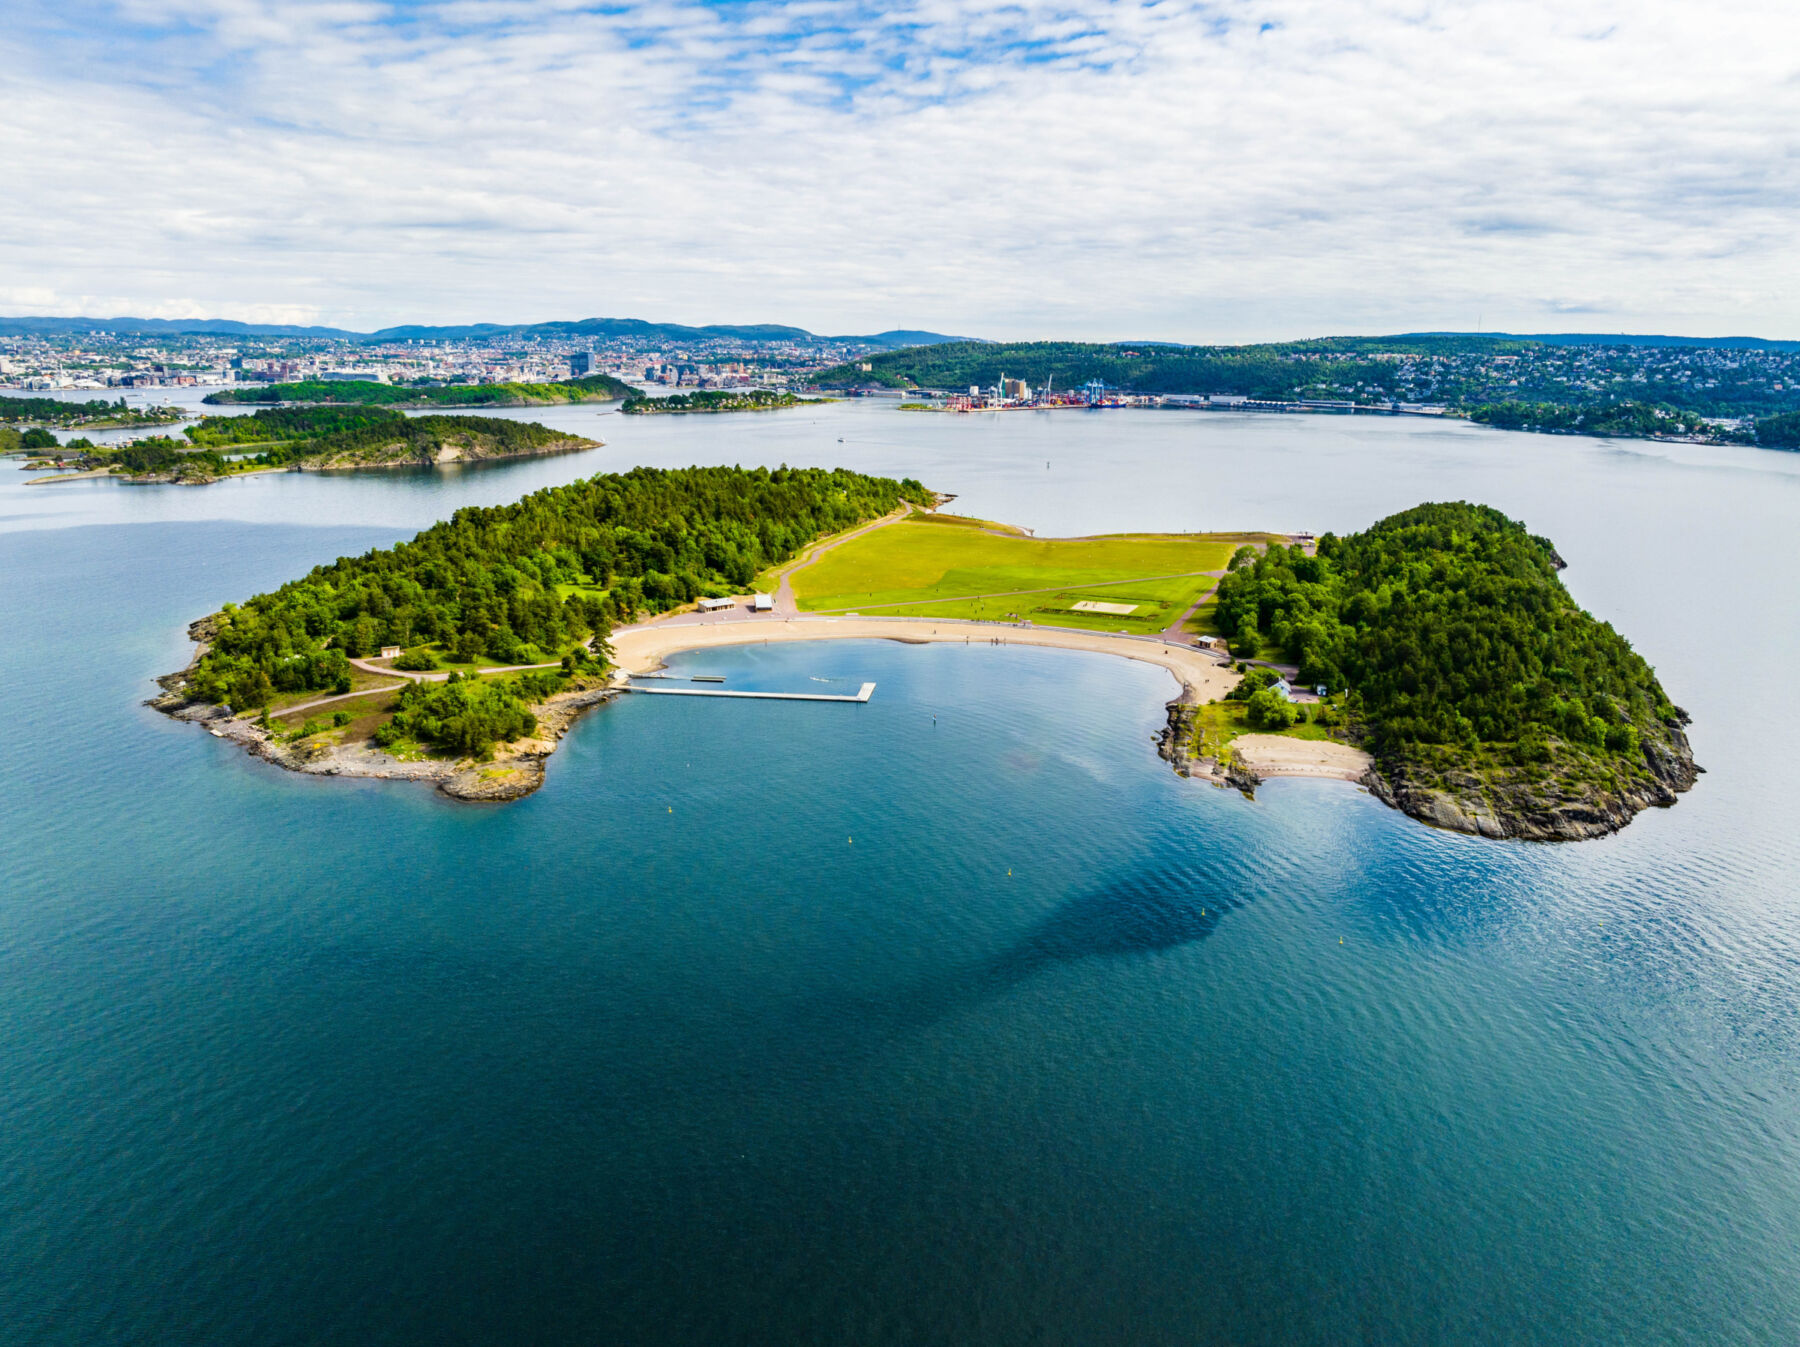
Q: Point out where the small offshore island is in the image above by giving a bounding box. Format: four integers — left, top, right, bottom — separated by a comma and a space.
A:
621, 389, 810, 415
28, 407, 596, 485
151, 467, 1698, 839
202, 371, 635, 407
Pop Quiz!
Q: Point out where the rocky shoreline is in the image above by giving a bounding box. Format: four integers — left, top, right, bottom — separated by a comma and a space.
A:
1362, 723, 1701, 841
1155, 699, 1701, 841
150, 643, 617, 801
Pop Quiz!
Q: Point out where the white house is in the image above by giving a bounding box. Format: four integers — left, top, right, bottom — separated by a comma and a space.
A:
1269, 677, 1293, 700
752, 593, 774, 612
696, 597, 733, 613
379, 645, 402, 659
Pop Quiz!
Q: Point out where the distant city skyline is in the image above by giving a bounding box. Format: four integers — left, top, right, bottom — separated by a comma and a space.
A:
4, 0, 1796, 340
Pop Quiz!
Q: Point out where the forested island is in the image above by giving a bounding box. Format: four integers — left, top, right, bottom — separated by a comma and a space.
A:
621, 389, 806, 414
2, 393, 184, 430
1208, 502, 1698, 839
202, 372, 635, 407
31, 410, 595, 485
153, 466, 930, 798
151, 471, 1693, 835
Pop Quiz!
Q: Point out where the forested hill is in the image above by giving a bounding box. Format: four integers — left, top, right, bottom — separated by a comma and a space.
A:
813, 338, 1800, 436
203, 372, 635, 407
182, 466, 930, 710
1214, 502, 1699, 839
813, 338, 1519, 400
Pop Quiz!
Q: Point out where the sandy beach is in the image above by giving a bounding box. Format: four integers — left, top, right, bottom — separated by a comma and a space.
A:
608, 614, 1241, 705
1229, 732, 1374, 781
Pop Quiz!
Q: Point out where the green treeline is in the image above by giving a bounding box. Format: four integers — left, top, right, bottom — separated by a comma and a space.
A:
48, 413, 572, 480
185, 405, 405, 447
187, 465, 930, 714
292, 415, 571, 466
815, 340, 1492, 399
621, 390, 803, 414
1, 394, 179, 426
203, 373, 634, 407
1214, 502, 1684, 771
1757, 411, 1800, 448
373, 669, 579, 757
1468, 401, 1713, 438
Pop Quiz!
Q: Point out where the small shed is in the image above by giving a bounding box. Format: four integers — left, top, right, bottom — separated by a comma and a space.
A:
752, 593, 774, 612
379, 646, 402, 659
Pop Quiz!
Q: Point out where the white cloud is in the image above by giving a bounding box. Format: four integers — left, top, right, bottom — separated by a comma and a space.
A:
1, 0, 1796, 337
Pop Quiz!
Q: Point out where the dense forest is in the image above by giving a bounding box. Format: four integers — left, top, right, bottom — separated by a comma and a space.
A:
203, 373, 634, 406
184, 465, 930, 725
1467, 401, 1717, 438
44, 413, 581, 480
1213, 502, 1688, 782
1, 394, 181, 426
185, 405, 405, 447
621, 390, 804, 414
1757, 411, 1800, 448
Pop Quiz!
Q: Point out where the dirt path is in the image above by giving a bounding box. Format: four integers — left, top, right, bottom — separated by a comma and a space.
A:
275, 680, 409, 718
346, 656, 565, 684
770, 504, 915, 615
1160, 573, 1226, 640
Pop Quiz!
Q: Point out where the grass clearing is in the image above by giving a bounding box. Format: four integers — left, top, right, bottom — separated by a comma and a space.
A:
270, 689, 401, 744
791, 516, 1264, 635
1191, 699, 1349, 761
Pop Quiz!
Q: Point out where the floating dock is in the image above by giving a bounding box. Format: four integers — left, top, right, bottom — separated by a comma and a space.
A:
623, 681, 876, 703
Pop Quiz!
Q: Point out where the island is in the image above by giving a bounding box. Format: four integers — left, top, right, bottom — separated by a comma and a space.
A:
28, 410, 597, 485
150, 471, 1697, 838
2, 393, 185, 431
620, 389, 809, 414
202, 372, 635, 407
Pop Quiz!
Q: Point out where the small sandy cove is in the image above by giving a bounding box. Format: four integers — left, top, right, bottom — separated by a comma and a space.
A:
1230, 733, 1373, 782
610, 614, 1239, 704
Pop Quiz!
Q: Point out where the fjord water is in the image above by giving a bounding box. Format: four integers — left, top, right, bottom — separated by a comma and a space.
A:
3, 406, 1799, 1344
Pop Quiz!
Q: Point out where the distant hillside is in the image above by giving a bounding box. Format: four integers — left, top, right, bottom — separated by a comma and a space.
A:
0, 315, 359, 338
1409, 332, 1800, 352
811, 336, 1800, 429
0, 314, 971, 347
810, 337, 1532, 397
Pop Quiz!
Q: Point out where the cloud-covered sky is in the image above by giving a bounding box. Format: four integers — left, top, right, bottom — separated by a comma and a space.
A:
3, 0, 1796, 338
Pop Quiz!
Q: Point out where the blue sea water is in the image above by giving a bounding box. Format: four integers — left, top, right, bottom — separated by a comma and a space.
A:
3, 405, 1799, 1343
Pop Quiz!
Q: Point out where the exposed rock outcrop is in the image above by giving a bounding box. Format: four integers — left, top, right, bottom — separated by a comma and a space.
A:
1363, 722, 1700, 842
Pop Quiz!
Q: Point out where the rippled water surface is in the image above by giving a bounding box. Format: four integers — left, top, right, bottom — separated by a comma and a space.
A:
3, 404, 1798, 1343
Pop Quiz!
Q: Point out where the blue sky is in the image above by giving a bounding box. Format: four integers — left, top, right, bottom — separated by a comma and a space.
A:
2, 0, 1796, 337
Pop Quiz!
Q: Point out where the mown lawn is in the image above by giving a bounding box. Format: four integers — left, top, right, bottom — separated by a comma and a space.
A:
791, 514, 1260, 634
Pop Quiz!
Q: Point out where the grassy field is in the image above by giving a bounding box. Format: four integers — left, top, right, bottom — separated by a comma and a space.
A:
791, 513, 1274, 635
